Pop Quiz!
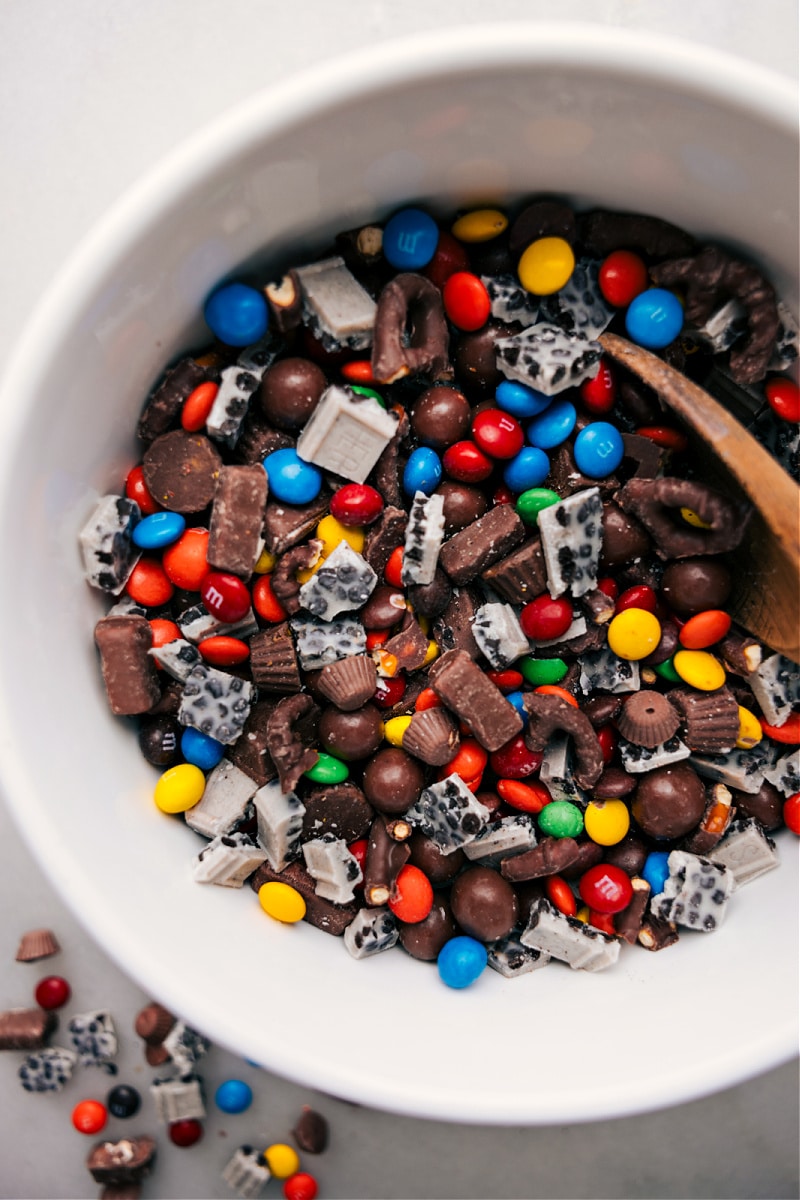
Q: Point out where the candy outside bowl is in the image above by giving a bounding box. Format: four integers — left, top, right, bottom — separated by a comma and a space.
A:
0, 23, 797, 1124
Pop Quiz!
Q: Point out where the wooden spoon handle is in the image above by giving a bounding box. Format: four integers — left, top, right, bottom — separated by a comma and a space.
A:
600, 331, 800, 660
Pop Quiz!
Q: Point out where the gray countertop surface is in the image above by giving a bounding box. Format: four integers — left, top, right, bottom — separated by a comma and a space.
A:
0, 2, 798, 1197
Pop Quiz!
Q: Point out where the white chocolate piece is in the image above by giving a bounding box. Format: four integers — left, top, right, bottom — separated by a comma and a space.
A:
401, 491, 445, 586
18, 1047, 77, 1093
770, 301, 799, 371
521, 897, 620, 971
222, 1147, 272, 1198
148, 637, 201, 681
487, 933, 551, 978
619, 735, 691, 774
482, 273, 539, 326
162, 1021, 209, 1074
296, 384, 397, 483
689, 745, 768, 794
709, 818, 779, 890
650, 850, 733, 932
539, 733, 584, 803
177, 603, 259, 644
67, 1011, 117, 1066
150, 1074, 205, 1122
252, 779, 306, 872
178, 665, 254, 746
406, 773, 491, 854
692, 298, 748, 353
79, 495, 141, 593
302, 834, 363, 904
343, 907, 399, 959
495, 323, 602, 396
579, 648, 641, 695
762, 746, 800, 797
193, 831, 268, 887
531, 615, 587, 649
184, 760, 257, 839
539, 259, 614, 340
295, 256, 377, 350
537, 487, 603, 599
472, 603, 529, 669
463, 814, 537, 868
298, 539, 377, 621
206, 335, 277, 444
290, 613, 367, 670
747, 653, 800, 727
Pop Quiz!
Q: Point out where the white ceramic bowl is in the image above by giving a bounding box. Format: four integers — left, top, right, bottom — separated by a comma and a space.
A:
0, 24, 797, 1124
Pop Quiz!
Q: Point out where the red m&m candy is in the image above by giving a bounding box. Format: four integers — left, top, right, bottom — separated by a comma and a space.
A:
765, 377, 800, 423
579, 864, 633, 914
443, 271, 491, 331
35, 975, 71, 1010
330, 483, 384, 526
599, 249, 649, 307
472, 409, 524, 459
580, 357, 616, 414
200, 571, 251, 622
520, 594, 574, 641
442, 440, 493, 483
72, 1099, 108, 1135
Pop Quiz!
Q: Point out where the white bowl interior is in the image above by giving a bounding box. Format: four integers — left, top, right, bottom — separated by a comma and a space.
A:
0, 25, 797, 1123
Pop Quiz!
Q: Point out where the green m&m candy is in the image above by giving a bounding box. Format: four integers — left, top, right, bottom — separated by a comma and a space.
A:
515, 487, 560, 525
538, 800, 584, 839
519, 656, 568, 686
304, 752, 349, 784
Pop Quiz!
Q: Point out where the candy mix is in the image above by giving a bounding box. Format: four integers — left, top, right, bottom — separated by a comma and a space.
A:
81, 198, 800, 990
1, 927, 326, 1198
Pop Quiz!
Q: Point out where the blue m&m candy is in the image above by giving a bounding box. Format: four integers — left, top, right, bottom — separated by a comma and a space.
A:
262, 448, 322, 505
204, 282, 269, 347
573, 421, 625, 478
495, 379, 552, 419
527, 398, 577, 450
383, 208, 439, 270
403, 446, 442, 497
643, 851, 671, 896
132, 511, 185, 550
181, 727, 225, 771
505, 690, 528, 724
503, 446, 550, 494
438, 936, 488, 989
625, 288, 684, 349
214, 1079, 253, 1114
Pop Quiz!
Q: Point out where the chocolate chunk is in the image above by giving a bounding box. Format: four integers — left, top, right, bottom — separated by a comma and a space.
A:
363, 815, 411, 906
407, 567, 452, 618
660, 558, 732, 616
15, 929, 60, 963
259, 357, 327, 430
616, 690, 681, 748
616, 477, 751, 559
318, 704, 384, 761
249, 622, 302, 693
718, 631, 763, 677
582, 694, 623, 728
265, 694, 320, 792
373, 404, 409, 508
500, 836, 583, 883
398, 897, 458, 960
651, 245, 780, 384
667, 686, 740, 753
590, 766, 637, 800
402, 707, 460, 765
87, 1137, 157, 1185
142, 430, 222, 513
372, 273, 451, 384
362, 505, 408, 575
454, 320, 517, 397
579, 209, 695, 260
523, 693, 604, 789
207, 465, 268, 576
435, 481, 489, 533
262, 491, 332, 555
730, 779, 784, 831
302, 782, 373, 844
410, 385, 471, 448
621, 432, 669, 479
509, 200, 577, 255
317, 655, 377, 711
271, 540, 324, 616
0, 1008, 57, 1050
683, 783, 734, 854
362, 748, 425, 815
433, 586, 483, 660
250, 860, 358, 935
450, 865, 519, 942
94, 615, 161, 716
227, 699, 279, 786
232, 409, 294, 466
292, 1107, 329, 1155
558, 839, 604, 881
264, 270, 303, 332
482, 537, 548, 604
438, 503, 525, 585
546, 444, 619, 500
638, 913, 680, 951
615, 876, 651, 945
383, 612, 429, 672
430, 649, 523, 752
631, 763, 707, 839
137, 357, 207, 442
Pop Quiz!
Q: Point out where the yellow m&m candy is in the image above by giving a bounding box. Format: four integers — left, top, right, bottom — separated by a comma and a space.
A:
607, 609, 662, 661
518, 237, 575, 295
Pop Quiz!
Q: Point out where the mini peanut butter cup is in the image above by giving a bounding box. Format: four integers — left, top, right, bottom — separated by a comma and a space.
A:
317, 655, 377, 711
15, 928, 60, 962
617, 690, 681, 748
402, 708, 461, 766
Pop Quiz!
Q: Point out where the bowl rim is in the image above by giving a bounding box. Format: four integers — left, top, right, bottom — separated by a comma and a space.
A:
0, 22, 797, 1125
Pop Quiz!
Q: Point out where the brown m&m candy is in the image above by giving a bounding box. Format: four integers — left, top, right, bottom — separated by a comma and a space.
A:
318, 704, 384, 762
661, 558, 732, 617
259, 357, 327, 430
362, 748, 424, 814
632, 763, 706, 840
450, 866, 519, 942
411, 385, 471, 448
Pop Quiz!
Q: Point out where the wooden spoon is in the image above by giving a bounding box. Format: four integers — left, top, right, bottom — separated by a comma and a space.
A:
599, 331, 800, 661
